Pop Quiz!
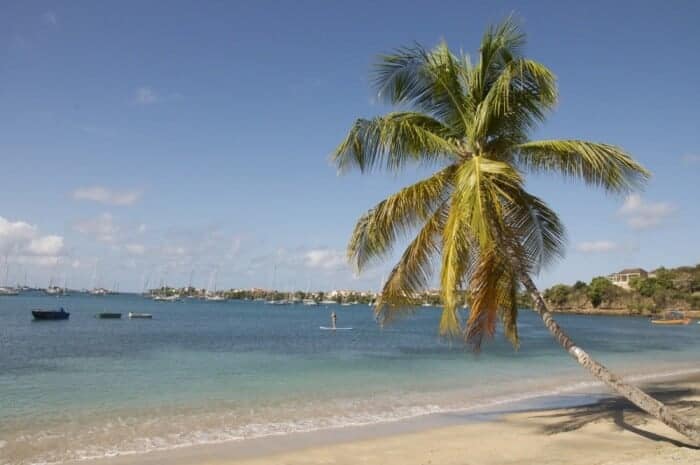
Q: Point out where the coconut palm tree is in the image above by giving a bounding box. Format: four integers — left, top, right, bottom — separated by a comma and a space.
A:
332, 18, 698, 443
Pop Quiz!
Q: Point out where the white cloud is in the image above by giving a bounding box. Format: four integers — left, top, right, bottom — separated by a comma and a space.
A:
618, 194, 676, 230
125, 243, 146, 255
134, 87, 157, 105
0, 216, 64, 263
42, 11, 58, 26
575, 241, 619, 253
73, 213, 119, 242
28, 235, 64, 256
303, 249, 347, 270
682, 154, 700, 164
73, 186, 142, 206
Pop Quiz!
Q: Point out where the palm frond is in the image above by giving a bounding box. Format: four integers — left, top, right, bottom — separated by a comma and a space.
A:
348, 165, 455, 271
504, 190, 566, 273
439, 156, 523, 337
472, 58, 557, 145
465, 248, 503, 349
471, 15, 526, 103
496, 269, 519, 348
332, 112, 456, 173
373, 43, 470, 132
515, 140, 650, 192
375, 202, 448, 324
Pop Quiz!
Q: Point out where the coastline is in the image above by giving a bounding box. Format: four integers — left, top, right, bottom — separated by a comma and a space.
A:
549, 307, 700, 318
69, 372, 700, 465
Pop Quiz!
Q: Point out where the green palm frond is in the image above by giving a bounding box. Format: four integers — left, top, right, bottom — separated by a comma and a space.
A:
373, 43, 470, 132
348, 165, 455, 271
515, 140, 650, 192
333, 112, 457, 173
375, 202, 448, 324
470, 15, 526, 103
504, 190, 566, 273
472, 58, 557, 145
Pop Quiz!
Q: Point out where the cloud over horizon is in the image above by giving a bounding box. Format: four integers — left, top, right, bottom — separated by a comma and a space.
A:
73, 213, 119, 243
575, 240, 619, 253
0, 216, 64, 266
618, 194, 676, 230
303, 248, 347, 271
73, 186, 142, 206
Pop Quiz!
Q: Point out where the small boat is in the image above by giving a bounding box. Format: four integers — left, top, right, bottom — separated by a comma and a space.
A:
128, 312, 152, 319
0, 286, 19, 296
96, 312, 122, 319
32, 308, 70, 320
651, 310, 691, 325
302, 298, 318, 306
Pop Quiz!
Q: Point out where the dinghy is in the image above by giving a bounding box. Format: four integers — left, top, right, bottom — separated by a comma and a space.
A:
32, 308, 70, 320
128, 312, 152, 319
96, 312, 122, 319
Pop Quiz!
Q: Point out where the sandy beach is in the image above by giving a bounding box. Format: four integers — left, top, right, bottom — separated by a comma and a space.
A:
69, 375, 700, 465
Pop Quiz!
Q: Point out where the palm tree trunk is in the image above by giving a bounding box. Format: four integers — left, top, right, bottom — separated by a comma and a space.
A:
520, 273, 700, 445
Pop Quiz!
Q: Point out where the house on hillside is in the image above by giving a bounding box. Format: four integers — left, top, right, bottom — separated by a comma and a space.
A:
607, 268, 648, 290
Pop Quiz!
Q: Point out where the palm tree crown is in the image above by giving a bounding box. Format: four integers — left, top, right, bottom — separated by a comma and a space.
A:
332, 18, 649, 350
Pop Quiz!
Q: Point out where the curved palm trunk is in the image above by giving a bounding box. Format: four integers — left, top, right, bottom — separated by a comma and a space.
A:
520, 274, 700, 445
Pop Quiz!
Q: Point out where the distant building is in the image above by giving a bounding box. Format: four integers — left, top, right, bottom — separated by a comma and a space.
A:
607, 268, 648, 289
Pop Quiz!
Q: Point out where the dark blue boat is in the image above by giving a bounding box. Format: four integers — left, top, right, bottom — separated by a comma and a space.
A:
32, 308, 70, 320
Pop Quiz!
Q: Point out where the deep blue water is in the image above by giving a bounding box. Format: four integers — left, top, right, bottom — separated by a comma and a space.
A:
1, 292, 698, 465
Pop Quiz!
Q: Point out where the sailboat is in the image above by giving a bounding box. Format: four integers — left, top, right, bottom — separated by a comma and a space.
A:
0, 257, 19, 295
45, 277, 65, 296
204, 268, 226, 301
265, 265, 279, 304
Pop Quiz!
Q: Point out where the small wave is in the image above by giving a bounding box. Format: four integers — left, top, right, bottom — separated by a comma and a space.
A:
14, 364, 700, 465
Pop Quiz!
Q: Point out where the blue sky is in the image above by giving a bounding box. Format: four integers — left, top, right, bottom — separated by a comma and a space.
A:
1, 1, 698, 292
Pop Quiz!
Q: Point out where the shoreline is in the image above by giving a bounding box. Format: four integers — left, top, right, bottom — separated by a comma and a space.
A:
68, 371, 700, 465
549, 307, 700, 318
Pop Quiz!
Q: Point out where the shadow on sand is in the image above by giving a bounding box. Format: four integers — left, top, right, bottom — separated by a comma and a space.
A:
531, 384, 700, 449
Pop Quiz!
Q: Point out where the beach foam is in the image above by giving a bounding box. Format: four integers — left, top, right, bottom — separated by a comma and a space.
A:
6, 364, 700, 465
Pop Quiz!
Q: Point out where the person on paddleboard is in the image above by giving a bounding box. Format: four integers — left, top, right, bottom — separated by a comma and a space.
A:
331, 311, 337, 330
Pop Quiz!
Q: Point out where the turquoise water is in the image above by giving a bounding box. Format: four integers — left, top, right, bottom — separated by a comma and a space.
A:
1, 292, 699, 465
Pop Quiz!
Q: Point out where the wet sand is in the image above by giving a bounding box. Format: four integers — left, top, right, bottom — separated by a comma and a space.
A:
72, 374, 700, 465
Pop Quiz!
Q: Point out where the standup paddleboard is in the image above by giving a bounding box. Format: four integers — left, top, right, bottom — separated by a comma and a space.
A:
319, 326, 353, 330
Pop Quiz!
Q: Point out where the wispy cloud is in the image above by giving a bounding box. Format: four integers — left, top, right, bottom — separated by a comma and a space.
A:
125, 243, 146, 256
303, 248, 347, 271
134, 87, 158, 105
73, 186, 142, 206
618, 194, 676, 230
73, 213, 119, 243
42, 11, 58, 26
575, 241, 619, 253
682, 154, 700, 164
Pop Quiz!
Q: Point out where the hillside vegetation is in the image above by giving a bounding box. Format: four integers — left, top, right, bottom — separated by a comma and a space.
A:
541, 264, 700, 315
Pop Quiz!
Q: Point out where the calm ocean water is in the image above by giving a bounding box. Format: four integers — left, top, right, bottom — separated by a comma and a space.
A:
1, 292, 699, 465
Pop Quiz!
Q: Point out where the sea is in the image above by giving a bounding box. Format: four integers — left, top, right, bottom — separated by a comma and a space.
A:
1, 292, 699, 465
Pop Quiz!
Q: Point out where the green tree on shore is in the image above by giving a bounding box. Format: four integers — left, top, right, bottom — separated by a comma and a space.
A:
332, 18, 698, 443
587, 276, 614, 308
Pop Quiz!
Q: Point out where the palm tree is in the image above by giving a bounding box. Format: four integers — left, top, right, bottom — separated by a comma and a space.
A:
332, 18, 698, 443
